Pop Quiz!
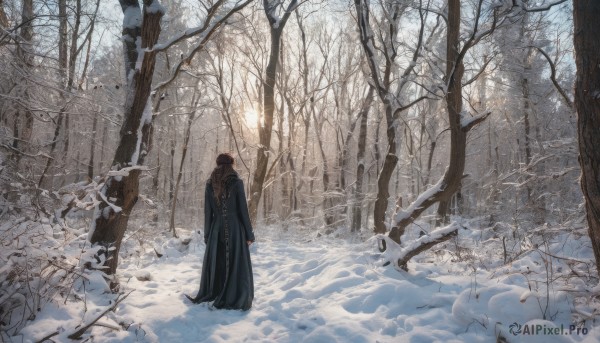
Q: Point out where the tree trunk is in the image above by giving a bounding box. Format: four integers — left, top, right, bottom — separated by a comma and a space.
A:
67, 0, 81, 90
351, 85, 374, 232
169, 110, 196, 238
169, 115, 175, 202
340, 100, 364, 217
0, 0, 8, 28
12, 0, 34, 169
573, 0, 600, 274
99, 117, 108, 174
248, 28, 280, 224
88, 113, 98, 180
89, 0, 163, 279
313, 110, 334, 227
389, 0, 473, 243
373, 105, 399, 234
248, 0, 298, 224
522, 58, 533, 200
41, 0, 84, 189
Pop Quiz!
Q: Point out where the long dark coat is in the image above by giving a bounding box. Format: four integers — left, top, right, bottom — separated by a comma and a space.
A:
193, 175, 255, 310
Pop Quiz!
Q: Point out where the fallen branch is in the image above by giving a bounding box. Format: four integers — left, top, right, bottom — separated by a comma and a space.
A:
35, 331, 59, 343
396, 227, 458, 270
375, 222, 461, 270
66, 291, 132, 340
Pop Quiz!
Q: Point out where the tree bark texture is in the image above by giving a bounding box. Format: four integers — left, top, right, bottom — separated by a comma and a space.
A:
90, 0, 163, 277
573, 0, 600, 273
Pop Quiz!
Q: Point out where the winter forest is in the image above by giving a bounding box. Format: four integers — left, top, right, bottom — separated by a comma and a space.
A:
2, 0, 600, 341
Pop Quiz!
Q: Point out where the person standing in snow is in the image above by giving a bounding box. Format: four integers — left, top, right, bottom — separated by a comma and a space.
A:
187, 153, 255, 310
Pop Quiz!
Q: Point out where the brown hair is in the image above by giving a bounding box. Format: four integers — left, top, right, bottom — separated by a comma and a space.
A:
209, 153, 237, 205
216, 153, 234, 166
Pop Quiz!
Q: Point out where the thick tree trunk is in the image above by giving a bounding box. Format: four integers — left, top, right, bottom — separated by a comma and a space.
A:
573, 0, 600, 274
373, 106, 399, 234
89, 1, 163, 278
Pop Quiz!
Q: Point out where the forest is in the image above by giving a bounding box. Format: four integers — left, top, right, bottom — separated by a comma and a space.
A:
1, 0, 600, 342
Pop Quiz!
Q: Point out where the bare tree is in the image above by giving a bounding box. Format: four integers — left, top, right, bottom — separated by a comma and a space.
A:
39, 0, 101, 189
89, 0, 165, 280
354, 0, 431, 234
247, 0, 300, 224
388, 0, 496, 244
11, 0, 34, 166
89, 0, 253, 279
169, 87, 202, 238
379, 0, 570, 269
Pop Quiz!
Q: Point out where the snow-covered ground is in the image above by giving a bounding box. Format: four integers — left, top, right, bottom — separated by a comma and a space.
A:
14, 222, 600, 342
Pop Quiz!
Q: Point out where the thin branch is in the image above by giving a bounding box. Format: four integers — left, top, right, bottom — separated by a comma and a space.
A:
461, 111, 491, 132
530, 45, 574, 109
153, 0, 253, 92
396, 228, 458, 270
395, 95, 431, 114
463, 55, 494, 87
523, 0, 568, 12
149, 0, 227, 52
66, 291, 133, 340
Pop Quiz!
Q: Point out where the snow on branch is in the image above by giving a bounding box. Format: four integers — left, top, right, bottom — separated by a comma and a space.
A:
521, 0, 568, 12
395, 178, 445, 223
123, 4, 142, 29
460, 110, 491, 131
145, 0, 166, 14
149, 0, 252, 53
97, 189, 122, 214
66, 291, 133, 340
106, 165, 149, 178
153, 0, 253, 92
354, 0, 385, 95
264, 0, 301, 29
371, 222, 460, 270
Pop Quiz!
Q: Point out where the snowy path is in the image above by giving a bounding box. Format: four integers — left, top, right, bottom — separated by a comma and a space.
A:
116, 235, 478, 343
21, 228, 598, 342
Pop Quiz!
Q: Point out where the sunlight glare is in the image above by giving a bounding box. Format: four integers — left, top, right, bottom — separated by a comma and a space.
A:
244, 108, 260, 129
